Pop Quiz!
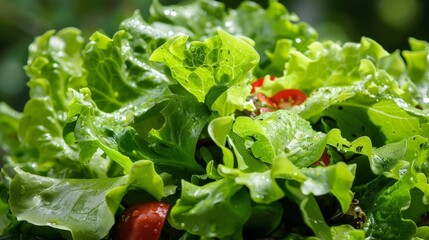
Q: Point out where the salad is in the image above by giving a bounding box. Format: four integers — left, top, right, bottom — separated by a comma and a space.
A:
1, 0, 429, 239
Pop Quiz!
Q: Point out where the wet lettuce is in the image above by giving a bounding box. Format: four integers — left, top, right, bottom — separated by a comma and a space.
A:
1, 0, 429, 239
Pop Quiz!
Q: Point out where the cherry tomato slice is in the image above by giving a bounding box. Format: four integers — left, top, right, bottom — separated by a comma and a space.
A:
257, 93, 278, 108
251, 76, 276, 93
116, 202, 170, 240
271, 89, 307, 108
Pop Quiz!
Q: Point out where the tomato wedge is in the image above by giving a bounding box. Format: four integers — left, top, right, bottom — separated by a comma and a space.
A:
271, 89, 307, 108
257, 89, 307, 109
251, 75, 276, 93
256, 93, 278, 107
116, 202, 170, 240
250, 75, 307, 115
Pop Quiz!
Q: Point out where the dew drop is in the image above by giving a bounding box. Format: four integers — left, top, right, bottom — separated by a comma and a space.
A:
131, 210, 141, 217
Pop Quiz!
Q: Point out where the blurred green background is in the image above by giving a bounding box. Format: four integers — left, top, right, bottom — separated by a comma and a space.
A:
0, 0, 428, 112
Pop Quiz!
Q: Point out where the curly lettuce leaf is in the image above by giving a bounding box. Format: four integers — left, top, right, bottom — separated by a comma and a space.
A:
168, 178, 251, 239
66, 88, 137, 174
282, 179, 333, 239
149, 0, 226, 40
301, 162, 356, 213
208, 116, 269, 172
9, 160, 164, 240
227, 0, 317, 75
147, 95, 210, 174
11, 28, 87, 177
150, 0, 317, 74
219, 166, 284, 204
67, 87, 208, 175
353, 136, 429, 240
24, 27, 86, 111
257, 37, 404, 98
233, 110, 326, 167
150, 30, 259, 114
83, 30, 172, 113
359, 173, 416, 240
272, 155, 356, 213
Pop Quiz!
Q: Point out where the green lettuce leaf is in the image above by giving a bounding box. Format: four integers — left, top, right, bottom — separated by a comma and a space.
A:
147, 95, 210, 174
9, 160, 164, 240
12, 28, 87, 178
219, 165, 284, 204
402, 38, 429, 110
353, 135, 429, 240
208, 116, 269, 172
207, 116, 235, 168
272, 155, 355, 213
359, 173, 416, 240
331, 225, 365, 240
0, 103, 21, 156
227, 0, 317, 75
149, 0, 226, 40
168, 178, 251, 239
318, 97, 428, 146
232, 110, 326, 167
24, 27, 85, 111
300, 195, 332, 240
83, 30, 172, 113
149, 29, 259, 113
301, 162, 356, 213
2, 1, 429, 239
150, 0, 317, 78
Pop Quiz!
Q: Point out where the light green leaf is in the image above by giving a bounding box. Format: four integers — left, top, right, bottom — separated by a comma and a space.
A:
208, 116, 235, 168
169, 178, 251, 239
300, 195, 332, 240
219, 165, 284, 204
13, 28, 86, 177
233, 110, 326, 166
149, 0, 226, 39
301, 162, 356, 213
331, 225, 365, 240
402, 38, 429, 110
0, 103, 21, 155
150, 30, 259, 109
9, 161, 164, 240
83, 30, 172, 113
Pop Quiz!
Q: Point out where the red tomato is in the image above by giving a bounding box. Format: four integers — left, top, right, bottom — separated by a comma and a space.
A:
271, 89, 307, 108
251, 75, 276, 93
116, 202, 170, 240
256, 89, 307, 109
257, 93, 278, 108
314, 149, 330, 166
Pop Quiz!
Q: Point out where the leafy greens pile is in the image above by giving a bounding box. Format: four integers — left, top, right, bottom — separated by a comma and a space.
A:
1, 0, 429, 239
